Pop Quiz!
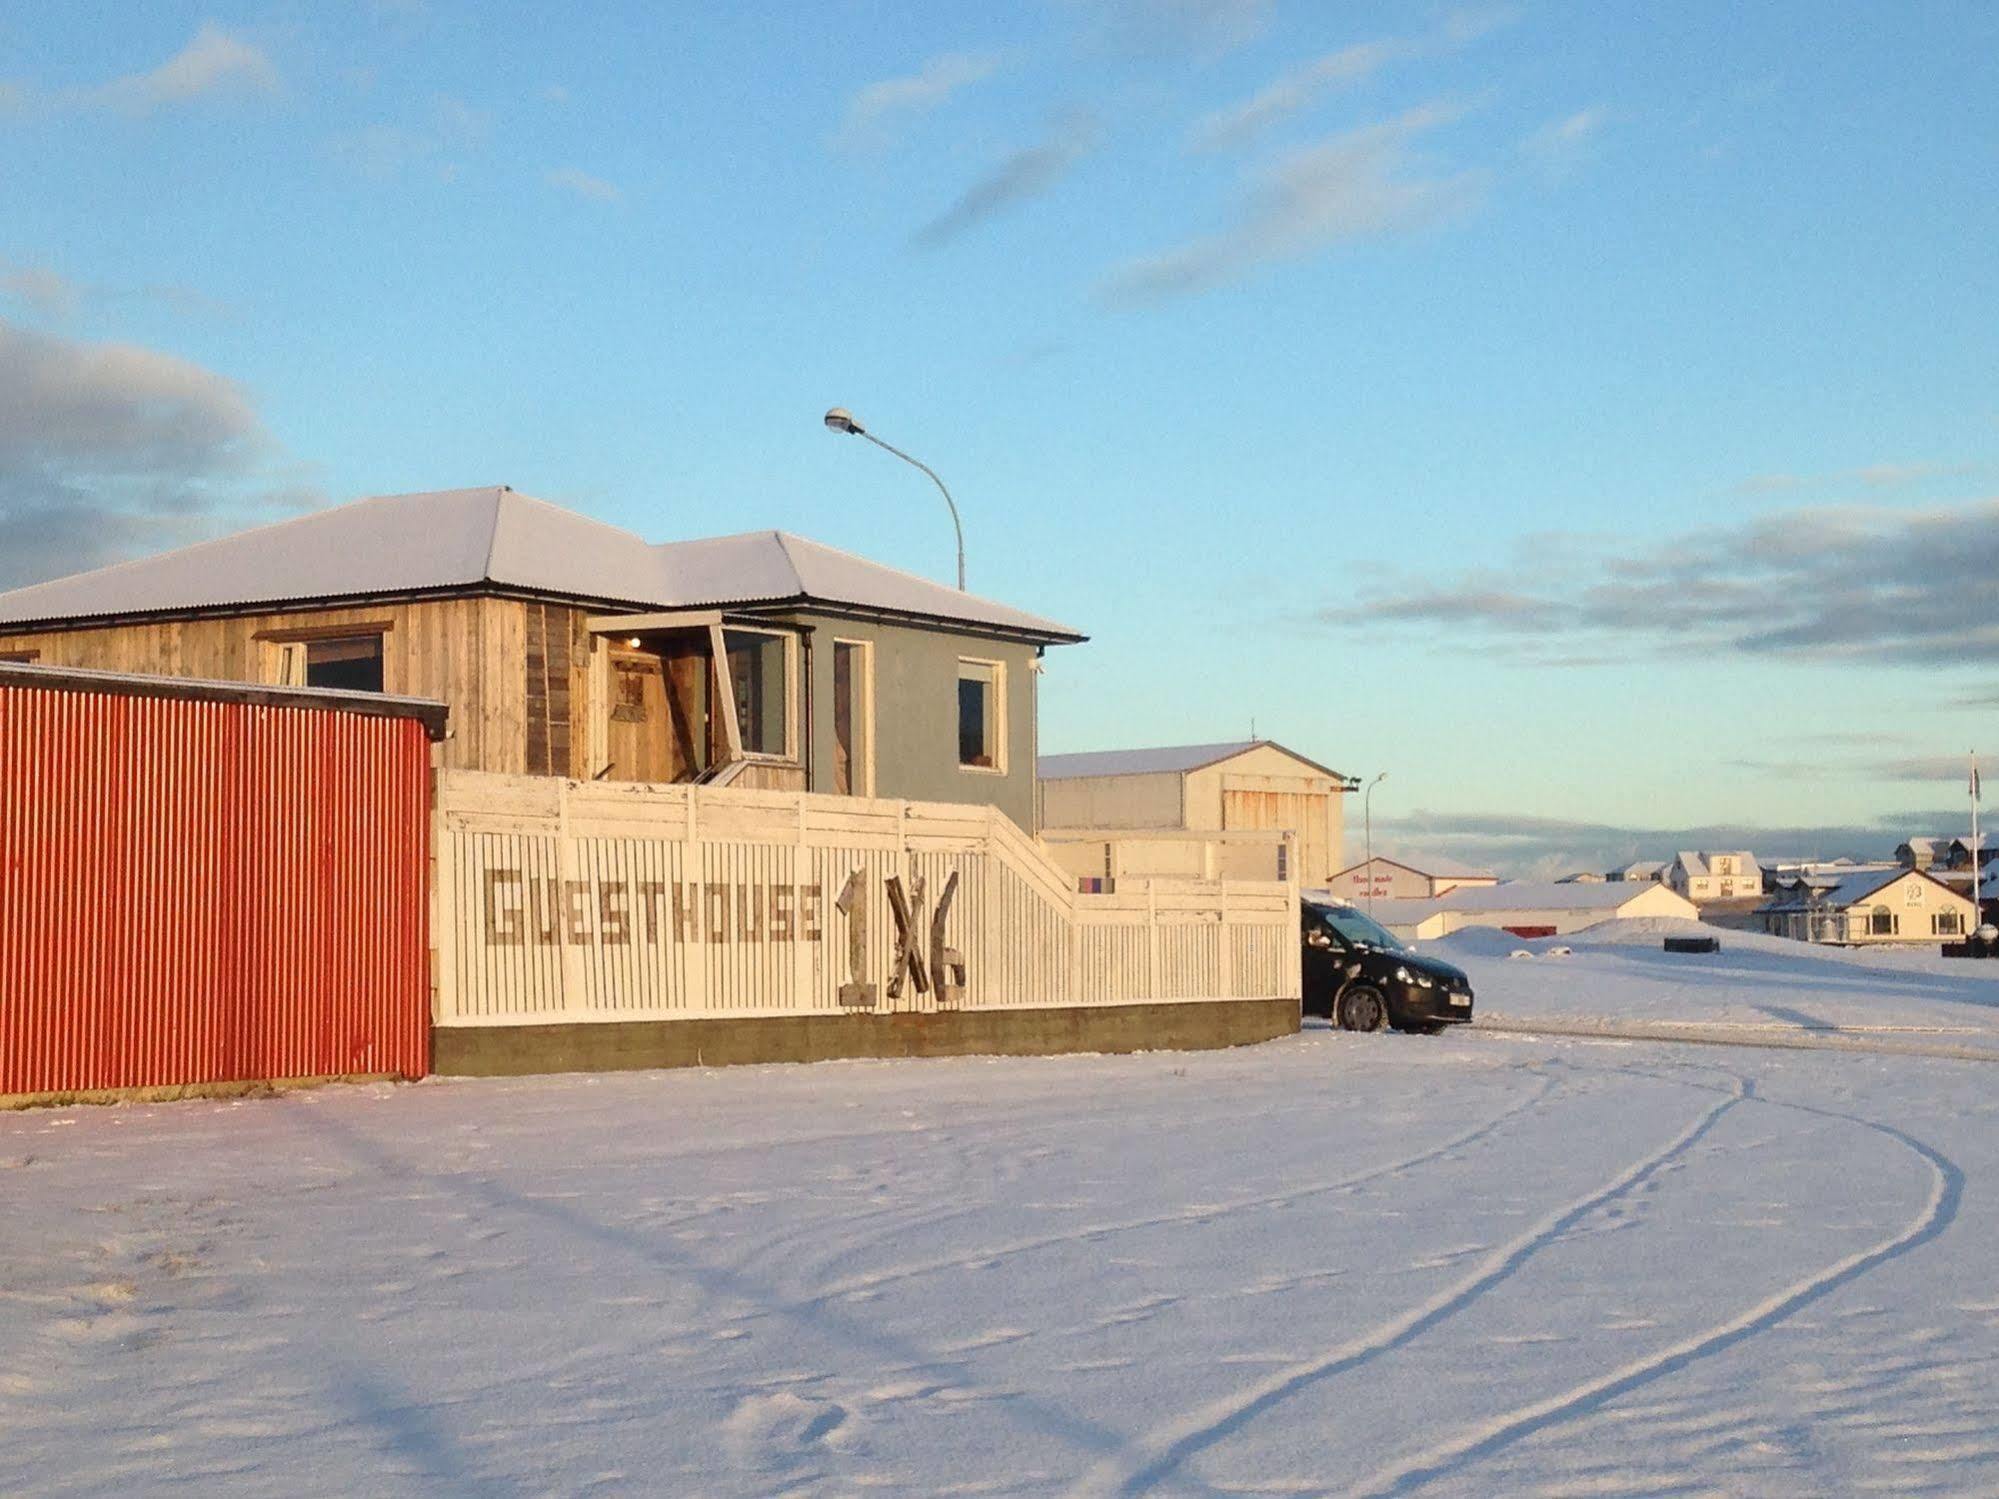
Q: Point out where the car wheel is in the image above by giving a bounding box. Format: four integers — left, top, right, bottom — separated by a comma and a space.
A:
1337, 985, 1388, 1033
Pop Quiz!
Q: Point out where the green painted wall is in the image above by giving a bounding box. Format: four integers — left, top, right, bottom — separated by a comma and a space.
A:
785, 612, 1043, 831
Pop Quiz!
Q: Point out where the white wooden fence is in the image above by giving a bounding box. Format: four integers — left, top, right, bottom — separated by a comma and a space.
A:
432, 772, 1300, 1027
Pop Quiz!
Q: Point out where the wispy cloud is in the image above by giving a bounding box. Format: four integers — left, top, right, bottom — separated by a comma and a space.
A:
0, 261, 229, 323
1733, 459, 1970, 496
912, 112, 1103, 248
1100, 103, 1479, 305
544, 167, 621, 203
836, 52, 999, 152
329, 94, 489, 182
1521, 105, 1607, 176
1190, 9, 1514, 153
4, 23, 281, 117
1076, 0, 1272, 60
1324, 494, 1999, 667
0, 319, 302, 589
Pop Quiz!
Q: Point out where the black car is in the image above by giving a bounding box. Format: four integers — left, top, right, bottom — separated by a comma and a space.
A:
1301, 898, 1475, 1033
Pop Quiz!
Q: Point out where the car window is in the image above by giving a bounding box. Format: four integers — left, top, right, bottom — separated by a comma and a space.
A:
1314, 905, 1407, 952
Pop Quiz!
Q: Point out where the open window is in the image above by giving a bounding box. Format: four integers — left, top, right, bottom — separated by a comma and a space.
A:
723, 627, 795, 759
957, 658, 1004, 772
263, 626, 388, 692
832, 638, 873, 796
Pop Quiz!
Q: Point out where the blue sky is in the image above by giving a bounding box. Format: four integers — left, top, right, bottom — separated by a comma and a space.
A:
3, 1, 1996, 872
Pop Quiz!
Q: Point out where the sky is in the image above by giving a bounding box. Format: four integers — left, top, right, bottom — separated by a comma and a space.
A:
2, 1, 1996, 875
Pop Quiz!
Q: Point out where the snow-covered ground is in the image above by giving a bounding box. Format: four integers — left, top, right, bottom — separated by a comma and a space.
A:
5, 928, 1999, 1496
1430, 917, 1999, 1058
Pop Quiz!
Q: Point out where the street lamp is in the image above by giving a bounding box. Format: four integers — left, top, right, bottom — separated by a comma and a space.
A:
823, 408, 966, 591
1363, 772, 1388, 917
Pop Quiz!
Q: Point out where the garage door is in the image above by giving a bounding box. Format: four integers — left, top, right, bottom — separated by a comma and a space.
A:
1222, 790, 1330, 883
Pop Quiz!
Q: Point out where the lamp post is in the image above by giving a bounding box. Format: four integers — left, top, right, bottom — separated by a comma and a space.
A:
823, 407, 966, 591
1363, 772, 1388, 917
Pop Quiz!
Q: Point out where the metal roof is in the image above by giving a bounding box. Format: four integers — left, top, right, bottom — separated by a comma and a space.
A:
1329, 851, 1498, 881
0, 486, 1085, 643
1433, 881, 1674, 913
0, 660, 450, 739
1037, 739, 1347, 781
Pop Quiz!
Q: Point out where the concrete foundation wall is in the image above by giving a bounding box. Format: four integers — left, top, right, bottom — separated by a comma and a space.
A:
434, 997, 1301, 1077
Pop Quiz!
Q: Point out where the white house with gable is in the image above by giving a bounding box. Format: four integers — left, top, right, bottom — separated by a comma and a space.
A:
1665, 851, 1763, 903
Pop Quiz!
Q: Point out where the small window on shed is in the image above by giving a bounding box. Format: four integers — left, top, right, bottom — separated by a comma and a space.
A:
0, 650, 38, 663
306, 635, 385, 694
957, 659, 1002, 771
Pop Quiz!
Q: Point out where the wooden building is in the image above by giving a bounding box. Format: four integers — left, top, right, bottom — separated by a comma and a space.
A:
1037, 740, 1354, 885
0, 487, 1082, 832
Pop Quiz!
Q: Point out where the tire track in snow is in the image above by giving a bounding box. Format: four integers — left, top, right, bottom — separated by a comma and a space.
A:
1067, 1070, 1747, 1498
805, 1069, 1565, 1306
1340, 1097, 1964, 1497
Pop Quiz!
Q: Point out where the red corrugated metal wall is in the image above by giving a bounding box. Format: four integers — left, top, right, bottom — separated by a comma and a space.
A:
1, 682, 432, 1096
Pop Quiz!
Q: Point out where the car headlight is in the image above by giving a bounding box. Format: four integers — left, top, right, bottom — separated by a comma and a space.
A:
1394, 965, 1410, 982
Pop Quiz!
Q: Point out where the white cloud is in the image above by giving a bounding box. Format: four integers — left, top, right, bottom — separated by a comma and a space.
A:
545, 167, 621, 203
1101, 103, 1480, 304
837, 52, 999, 151
1190, 8, 1517, 152
85, 22, 278, 115
0, 319, 298, 588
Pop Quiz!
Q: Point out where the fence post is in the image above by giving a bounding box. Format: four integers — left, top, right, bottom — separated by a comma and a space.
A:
1147, 878, 1159, 1000
1219, 879, 1233, 997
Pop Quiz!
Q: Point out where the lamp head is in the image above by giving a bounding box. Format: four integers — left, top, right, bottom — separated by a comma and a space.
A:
823, 407, 863, 436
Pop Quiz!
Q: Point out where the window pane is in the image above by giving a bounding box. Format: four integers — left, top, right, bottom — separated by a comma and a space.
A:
306, 635, 384, 693
725, 630, 788, 757
833, 642, 862, 795
957, 661, 997, 769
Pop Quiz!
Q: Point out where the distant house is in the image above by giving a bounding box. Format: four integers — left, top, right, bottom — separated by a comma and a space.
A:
1613, 861, 1665, 883
1758, 867, 1975, 945
1323, 853, 1499, 904
1556, 871, 1607, 884
1896, 836, 1956, 871
1367, 880, 1698, 941
1038, 740, 1351, 883
1664, 851, 1763, 903
0, 487, 1084, 833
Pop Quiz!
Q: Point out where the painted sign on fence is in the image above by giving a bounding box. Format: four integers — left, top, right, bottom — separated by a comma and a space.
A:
433, 773, 1298, 1027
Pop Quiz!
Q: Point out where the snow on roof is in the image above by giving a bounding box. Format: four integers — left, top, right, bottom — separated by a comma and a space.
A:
1672, 851, 1758, 877
1619, 861, 1665, 878
1815, 867, 1951, 908
0, 486, 1084, 643
1037, 739, 1346, 781
1339, 851, 1496, 881
1434, 881, 1669, 913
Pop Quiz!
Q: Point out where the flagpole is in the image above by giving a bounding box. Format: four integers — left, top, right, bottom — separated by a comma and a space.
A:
1972, 751, 1983, 930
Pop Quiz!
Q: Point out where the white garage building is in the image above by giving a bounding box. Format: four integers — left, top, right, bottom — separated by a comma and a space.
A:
1038, 740, 1353, 885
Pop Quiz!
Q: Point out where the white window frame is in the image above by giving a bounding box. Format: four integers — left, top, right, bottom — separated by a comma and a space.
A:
715, 625, 800, 763
830, 637, 876, 797
956, 656, 1006, 776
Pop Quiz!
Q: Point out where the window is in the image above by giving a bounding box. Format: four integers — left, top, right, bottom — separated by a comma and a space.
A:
1935, 910, 1965, 936
305, 635, 384, 693
0, 650, 39, 663
723, 628, 792, 758
957, 659, 1003, 771
1868, 909, 1897, 936
831, 639, 873, 796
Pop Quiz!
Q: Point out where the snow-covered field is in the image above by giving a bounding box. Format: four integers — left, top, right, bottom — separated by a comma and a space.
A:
5, 925, 1999, 1497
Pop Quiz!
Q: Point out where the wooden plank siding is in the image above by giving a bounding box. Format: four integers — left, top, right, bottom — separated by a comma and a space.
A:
433, 771, 1301, 1027
0, 596, 536, 774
